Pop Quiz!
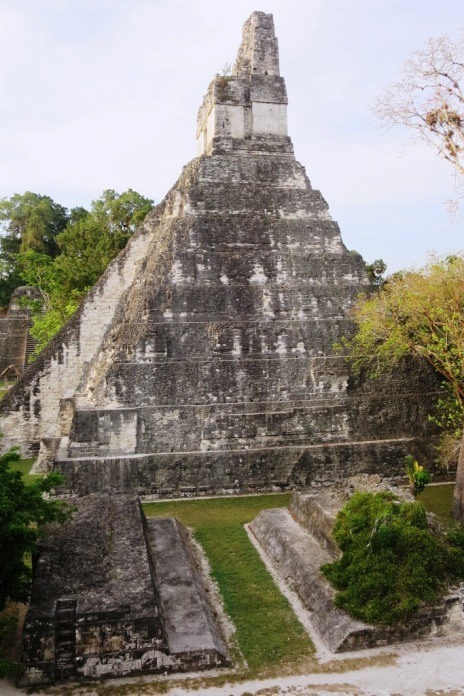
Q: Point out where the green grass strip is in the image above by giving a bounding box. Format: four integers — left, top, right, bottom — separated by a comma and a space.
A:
144, 494, 313, 671
9, 457, 40, 485
418, 482, 454, 519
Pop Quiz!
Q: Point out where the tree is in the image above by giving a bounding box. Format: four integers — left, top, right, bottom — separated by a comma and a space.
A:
54, 189, 153, 297
90, 188, 153, 239
340, 254, 464, 522
6, 188, 153, 353
0, 447, 70, 611
373, 29, 464, 208
15, 251, 80, 354
365, 258, 387, 286
0, 192, 70, 308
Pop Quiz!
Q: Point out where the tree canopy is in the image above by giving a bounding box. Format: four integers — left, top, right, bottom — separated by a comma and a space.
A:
341, 253, 464, 522
373, 28, 464, 208
0, 192, 69, 307
0, 188, 153, 352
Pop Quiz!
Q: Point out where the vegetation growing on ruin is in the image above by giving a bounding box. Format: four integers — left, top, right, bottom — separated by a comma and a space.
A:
0, 447, 70, 612
0, 189, 153, 354
338, 253, 464, 523
144, 494, 314, 672
322, 491, 464, 625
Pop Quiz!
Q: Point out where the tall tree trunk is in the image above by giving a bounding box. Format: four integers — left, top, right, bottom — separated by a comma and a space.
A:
452, 429, 464, 524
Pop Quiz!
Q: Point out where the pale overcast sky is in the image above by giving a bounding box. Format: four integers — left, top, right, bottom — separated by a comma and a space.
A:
1, 0, 463, 273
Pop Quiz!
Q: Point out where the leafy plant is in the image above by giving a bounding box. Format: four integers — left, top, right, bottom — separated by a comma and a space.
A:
0, 446, 71, 611
321, 491, 464, 625
337, 253, 464, 523
405, 454, 432, 496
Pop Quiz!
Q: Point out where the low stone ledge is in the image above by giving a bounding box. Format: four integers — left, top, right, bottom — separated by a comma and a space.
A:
290, 490, 341, 557
145, 516, 230, 667
249, 507, 464, 652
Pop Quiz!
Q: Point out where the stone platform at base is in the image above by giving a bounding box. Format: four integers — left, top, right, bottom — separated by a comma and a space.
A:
249, 491, 464, 652
21, 494, 229, 686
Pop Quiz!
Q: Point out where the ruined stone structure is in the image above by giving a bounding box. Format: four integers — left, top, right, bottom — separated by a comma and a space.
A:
0, 286, 41, 376
0, 12, 438, 493
250, 490, 464, 652
21, 494, 229, 685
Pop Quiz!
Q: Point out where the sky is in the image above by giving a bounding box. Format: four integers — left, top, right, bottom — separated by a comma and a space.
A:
0, 0, 463, 273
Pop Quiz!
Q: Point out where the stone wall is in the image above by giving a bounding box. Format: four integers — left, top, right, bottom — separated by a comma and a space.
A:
0, 11, 441, 496
0, 286, 41, 375
250, 496, 464, 652
0, 216, 155, 455
21, 494, 229, 686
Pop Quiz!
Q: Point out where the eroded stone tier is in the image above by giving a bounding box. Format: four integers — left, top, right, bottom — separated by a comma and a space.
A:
21, 494, 229, 685
0, 12, 439, 493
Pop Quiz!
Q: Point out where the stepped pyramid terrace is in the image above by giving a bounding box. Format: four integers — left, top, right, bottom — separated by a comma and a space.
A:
0, 11, 437, 496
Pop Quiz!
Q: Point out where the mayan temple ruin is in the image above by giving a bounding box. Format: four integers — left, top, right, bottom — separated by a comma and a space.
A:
1, 12, 436, 494
2, 11, 454, 687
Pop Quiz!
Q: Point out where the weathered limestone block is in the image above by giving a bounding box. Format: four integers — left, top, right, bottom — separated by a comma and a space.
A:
0, 286, 41, 375
197, 13, 287, 155
290, 489, 341, 557
250, 504, 464, 652
21, 494, 229, 686
146, 517, 229, 664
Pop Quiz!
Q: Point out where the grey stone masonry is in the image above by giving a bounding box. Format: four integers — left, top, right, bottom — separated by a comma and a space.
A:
197, 12, 288, 155
20, 494, 229, 686
0, 286, 41, 375
250, 493, 464, 652
233, 12, 280, 77
1, 12, 439, 494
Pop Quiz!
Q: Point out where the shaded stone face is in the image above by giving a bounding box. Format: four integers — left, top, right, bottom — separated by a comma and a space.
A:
0, 12, 439, 489
21, 495, 229, 686
0, 286, 41, 375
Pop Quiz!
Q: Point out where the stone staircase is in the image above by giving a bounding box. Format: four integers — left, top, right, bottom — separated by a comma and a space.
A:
54, 598, 77, 681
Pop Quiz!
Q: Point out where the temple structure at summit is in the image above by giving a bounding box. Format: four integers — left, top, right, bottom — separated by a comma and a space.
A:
0, 12, 437, 495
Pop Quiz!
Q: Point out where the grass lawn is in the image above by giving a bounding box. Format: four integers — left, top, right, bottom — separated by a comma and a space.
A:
144, 494, 314, 673
0, 380, 14, 400
418, 482, 454, 519
9, 457, 40, 485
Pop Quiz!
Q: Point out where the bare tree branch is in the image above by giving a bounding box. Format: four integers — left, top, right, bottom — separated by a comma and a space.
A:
373, 28, 464, 211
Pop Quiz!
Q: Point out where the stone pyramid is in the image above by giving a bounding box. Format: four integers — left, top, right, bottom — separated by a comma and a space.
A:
0, 12, 436, 494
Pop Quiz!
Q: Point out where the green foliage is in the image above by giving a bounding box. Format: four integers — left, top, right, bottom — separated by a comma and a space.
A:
0, 191, 68, 256
0, 610, 19, 678
54, 188, 152, 297
342, 253, 464, 434
365, 258, 387, 286
1, 188, 153, 353
321, 492, 464, 625
144, 494, 313, 672
405, 454, 432, 496
0, 447, 70, 611
0, 192, 69, 307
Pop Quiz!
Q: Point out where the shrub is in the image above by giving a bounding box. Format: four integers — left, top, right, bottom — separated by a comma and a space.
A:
405, 454, 432, 496
321, 491, 464, 625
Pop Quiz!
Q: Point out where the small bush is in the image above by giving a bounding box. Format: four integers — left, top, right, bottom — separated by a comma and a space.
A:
321, 492, 464, 625
405, 454, 431, 495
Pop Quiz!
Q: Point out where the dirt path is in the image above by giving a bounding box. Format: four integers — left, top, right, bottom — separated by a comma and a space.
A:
168, 638, 464, 695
